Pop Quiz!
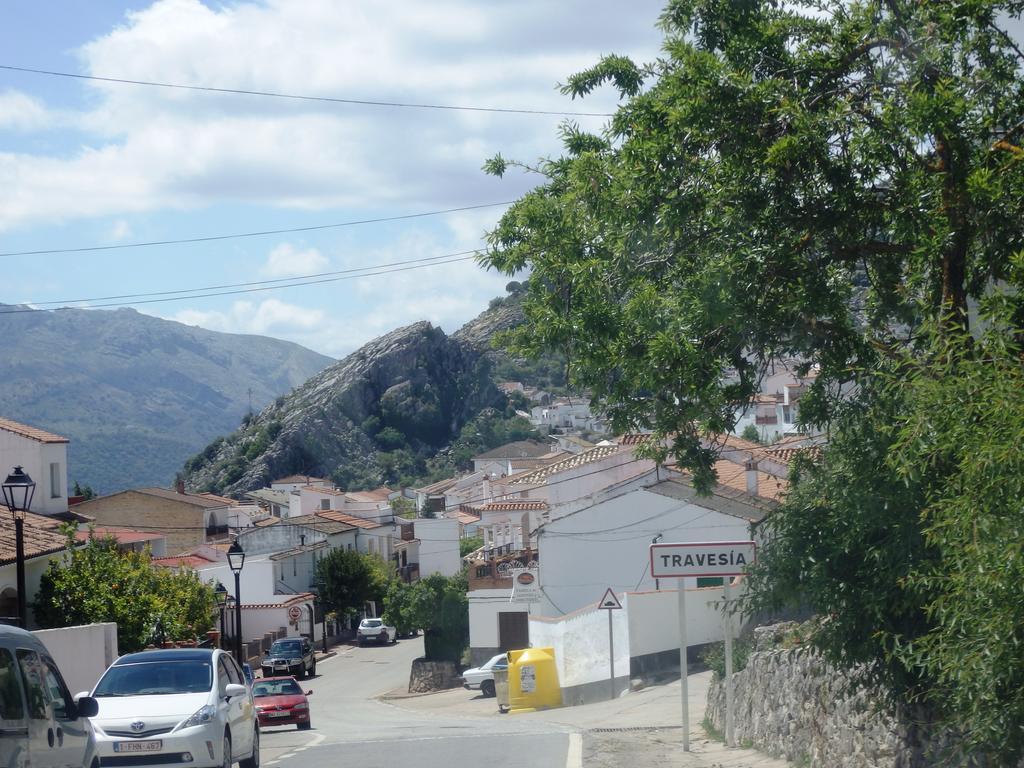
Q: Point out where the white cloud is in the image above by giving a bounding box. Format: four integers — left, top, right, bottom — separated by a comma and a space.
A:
0, 90, 52, 131
172, 298, 326, 336
0, 0, 664, 231
110, 219, 132, 241
262, 243, 329, 278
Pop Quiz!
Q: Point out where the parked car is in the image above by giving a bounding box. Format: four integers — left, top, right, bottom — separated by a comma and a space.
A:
85, 647, 259, 768
356, 618, 396, 646
261, 637, 316, 679
0, 623, 100, 768
462, 652, 509, 698
251, 676, 312, 730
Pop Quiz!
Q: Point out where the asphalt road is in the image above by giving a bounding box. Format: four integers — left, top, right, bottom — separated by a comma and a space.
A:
259, 637, 577, 768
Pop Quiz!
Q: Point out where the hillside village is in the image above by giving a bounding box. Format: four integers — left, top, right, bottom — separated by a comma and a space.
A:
0, 353, 819, 704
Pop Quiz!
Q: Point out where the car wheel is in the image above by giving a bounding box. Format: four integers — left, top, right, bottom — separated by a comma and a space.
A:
221, 734, 232, 768
481, 680, 496, 698
298, 722, 312, 731
240, 727, 260, 768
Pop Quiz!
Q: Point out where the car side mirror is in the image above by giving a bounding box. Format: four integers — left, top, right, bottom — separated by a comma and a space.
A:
224, 683, 247, 699
305, 690, 313, 696
75, 696, 99, 718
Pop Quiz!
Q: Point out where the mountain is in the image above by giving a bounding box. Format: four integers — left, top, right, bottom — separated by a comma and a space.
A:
0, 305, 333, 493
182, 318, 513, 495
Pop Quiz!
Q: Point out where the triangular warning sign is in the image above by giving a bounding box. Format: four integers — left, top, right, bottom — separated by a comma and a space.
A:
598, 587, 622, 610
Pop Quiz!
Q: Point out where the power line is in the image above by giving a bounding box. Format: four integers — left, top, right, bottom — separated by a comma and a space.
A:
0, 64, 615, 118
0, 202, 512, 258
27, 250, 479, 307
0, 252, 479, 314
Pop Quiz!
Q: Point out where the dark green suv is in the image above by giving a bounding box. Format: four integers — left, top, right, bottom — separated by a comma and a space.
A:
260, 637, 315, 679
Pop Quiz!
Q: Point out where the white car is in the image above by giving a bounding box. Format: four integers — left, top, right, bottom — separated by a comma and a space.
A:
462, 653, 508, 698
85, 647, 260, 768
356, 618, 396, 646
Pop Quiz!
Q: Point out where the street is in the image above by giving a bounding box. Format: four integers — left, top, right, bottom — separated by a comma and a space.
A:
259, 637, 577, 768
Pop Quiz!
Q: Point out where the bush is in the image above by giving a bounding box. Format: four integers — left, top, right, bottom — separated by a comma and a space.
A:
700, 636, 752, 680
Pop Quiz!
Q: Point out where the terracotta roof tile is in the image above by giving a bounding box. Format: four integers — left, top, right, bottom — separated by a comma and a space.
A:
313, 510, 385, 530
667, 459, 788, 502
198, 493, 239, 506
479, 500, 548, 512
616, 433, 654, 446
415, 476, 459, 495
345, 487, 393, 503
473, 440, 552, 461
507, 443, 623, 486
0, 512, 70, 566
0, 418, 69, 444
241, 593, 313, 610
152, 554, 217, 568
281, 513, 356, 535
75, 527, 164, 545
273, 475, 328, 484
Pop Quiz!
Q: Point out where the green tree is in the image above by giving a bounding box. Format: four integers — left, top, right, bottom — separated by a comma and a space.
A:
315, 549, 391, 620
459, 535, 484, 558
382, 573, 468, 662
34, 529, 215, 653
482, 1, 1024, 760
739, 424, 761, 444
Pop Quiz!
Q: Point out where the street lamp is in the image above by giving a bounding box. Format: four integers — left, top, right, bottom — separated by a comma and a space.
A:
227, 540, 246, 666
2, 466, 36, 628
311, 578, 328, 653
213, 582, 228, 649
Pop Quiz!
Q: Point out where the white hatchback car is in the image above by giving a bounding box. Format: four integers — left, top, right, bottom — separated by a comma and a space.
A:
85, 647, 259, 768
461, 653, 509, 698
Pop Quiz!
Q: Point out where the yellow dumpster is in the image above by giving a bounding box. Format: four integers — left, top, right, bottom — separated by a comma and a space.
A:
493, 665, 510, 713
508, 647, 561, 713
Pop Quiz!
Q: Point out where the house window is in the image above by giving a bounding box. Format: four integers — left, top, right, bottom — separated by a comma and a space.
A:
50, 463, 61, 499
320, 498, 330, 510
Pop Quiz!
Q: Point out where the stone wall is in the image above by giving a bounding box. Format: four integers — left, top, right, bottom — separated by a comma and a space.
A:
408, 659, 462, 693
705, 624, 1011, 768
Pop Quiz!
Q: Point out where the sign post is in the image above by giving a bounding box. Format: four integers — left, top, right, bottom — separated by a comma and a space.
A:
650, 541, 757, 752
598, 588, 622, 701
724, 579, 734, 747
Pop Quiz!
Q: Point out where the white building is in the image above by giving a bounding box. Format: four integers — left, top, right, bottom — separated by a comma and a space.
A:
0, 417, 69, 516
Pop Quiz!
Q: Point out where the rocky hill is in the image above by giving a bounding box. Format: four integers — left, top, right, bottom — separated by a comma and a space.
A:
182, 319, 511, 495
0, 305, 333, 493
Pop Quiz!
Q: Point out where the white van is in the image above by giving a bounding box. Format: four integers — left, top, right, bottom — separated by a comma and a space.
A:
0, 623, 100, 767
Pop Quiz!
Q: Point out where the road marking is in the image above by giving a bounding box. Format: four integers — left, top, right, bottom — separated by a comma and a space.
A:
566, 733, 582, 768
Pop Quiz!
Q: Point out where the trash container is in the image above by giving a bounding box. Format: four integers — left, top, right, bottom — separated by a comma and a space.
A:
508, 647, 561, 713
493, 665, 510, 713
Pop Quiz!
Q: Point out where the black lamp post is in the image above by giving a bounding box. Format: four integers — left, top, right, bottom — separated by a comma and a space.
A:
311, 578, 328, 653
227, 540, 246, 666
2, 466, 36, 628
213, 582, 228, 648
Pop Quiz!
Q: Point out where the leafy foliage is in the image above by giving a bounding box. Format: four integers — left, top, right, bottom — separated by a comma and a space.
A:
382, 573, 469, 662
34, 529, 215, 653
315, 549, 391, 619
459, 535, 484, 558
483, 0, 1024, 760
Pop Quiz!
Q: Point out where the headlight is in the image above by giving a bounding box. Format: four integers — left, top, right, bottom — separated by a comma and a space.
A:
178, 704, 216, 730
293, 702, 308, 710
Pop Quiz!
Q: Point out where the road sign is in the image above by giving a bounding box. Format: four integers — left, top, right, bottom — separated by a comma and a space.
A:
509, 567, 541, 604
649, 540, 756, 578
287, 605, 302, 622
598, 587, 622, 610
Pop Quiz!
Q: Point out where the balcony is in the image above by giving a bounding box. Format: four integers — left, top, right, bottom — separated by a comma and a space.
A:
467, 550, 538, 590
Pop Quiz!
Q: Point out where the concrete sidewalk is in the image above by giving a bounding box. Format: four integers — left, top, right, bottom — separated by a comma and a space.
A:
385, 670, 794, 767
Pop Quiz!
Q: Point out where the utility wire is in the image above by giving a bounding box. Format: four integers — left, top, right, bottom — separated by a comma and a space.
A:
0, 202, 512, 258
0, 253, 478, 314
0, 64, 615, 117
27, 250, 479, 307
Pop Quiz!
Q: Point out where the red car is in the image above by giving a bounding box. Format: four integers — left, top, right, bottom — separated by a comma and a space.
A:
252, 676, 313, 730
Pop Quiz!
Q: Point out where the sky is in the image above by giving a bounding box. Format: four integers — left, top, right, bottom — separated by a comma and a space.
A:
0, 0, 666, 358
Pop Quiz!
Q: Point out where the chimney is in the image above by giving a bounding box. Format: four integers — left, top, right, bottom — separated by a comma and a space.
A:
745, 459, 759, 497
175, 477, 185, 494
482, 475, 492, 502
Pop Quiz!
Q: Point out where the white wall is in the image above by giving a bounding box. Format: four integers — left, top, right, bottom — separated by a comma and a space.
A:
537, 487, 751, 618
529, 604, 629, 692
625, 586, 737, 658
240, 603, 315, 647
415, 518, 461, 577
0, 431, 69, 515
199, 560, 278, 602
0, 550, 68, 629
468, 589, 516, 649
34, 623, 118, 695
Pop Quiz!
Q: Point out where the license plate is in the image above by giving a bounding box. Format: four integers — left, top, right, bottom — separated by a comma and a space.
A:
267, 711, 290, 718
114, 740, 162, 753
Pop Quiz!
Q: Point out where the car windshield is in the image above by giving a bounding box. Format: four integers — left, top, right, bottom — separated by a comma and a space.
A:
485, 654, 507, 669
362, 620, 382, 627
252, 679, 303, 697
269, 641, 301, 656
94, 661, 212, 696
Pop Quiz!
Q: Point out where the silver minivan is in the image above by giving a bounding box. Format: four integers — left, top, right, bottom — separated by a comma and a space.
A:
0, 623, 100, 767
